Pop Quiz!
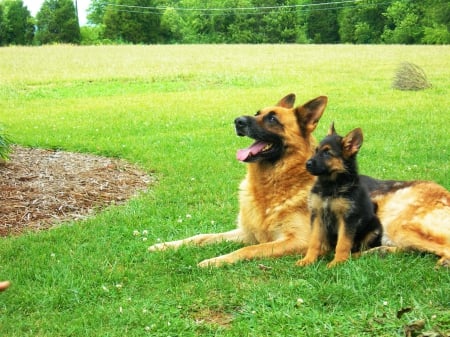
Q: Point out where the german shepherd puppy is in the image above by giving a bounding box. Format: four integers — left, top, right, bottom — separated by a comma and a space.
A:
297, 124, 382, 268
149, 94, 450, 267
149, 94, 328, 266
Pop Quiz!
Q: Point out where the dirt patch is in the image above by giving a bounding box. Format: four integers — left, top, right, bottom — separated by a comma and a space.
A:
0, 146, 154, 236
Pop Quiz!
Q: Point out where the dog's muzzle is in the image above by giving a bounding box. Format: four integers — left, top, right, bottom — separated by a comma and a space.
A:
234, 116, 251, 136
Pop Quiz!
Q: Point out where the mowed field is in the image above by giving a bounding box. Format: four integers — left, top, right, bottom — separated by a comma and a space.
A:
0, 44, 449, 336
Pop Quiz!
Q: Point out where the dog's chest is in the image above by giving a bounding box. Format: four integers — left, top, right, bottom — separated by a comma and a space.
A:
309, 193, 351, 223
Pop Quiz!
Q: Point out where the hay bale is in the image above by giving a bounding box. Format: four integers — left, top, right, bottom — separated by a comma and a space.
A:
392, 62, 431, 91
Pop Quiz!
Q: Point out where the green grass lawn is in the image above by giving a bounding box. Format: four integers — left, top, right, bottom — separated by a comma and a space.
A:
0, 44, 449, 336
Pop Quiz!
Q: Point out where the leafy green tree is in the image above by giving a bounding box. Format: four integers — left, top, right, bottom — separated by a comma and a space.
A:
420, 0, 450, 44
0, 3, 6, 46
160, 7, 184, 42
35, 0, 81, 44
339, 1, 388, 44
103, 0, 162, 43
306, 0, 340, 43
382, 0, 423, 44
3, 0, 34, 45
87, 0, 110, 25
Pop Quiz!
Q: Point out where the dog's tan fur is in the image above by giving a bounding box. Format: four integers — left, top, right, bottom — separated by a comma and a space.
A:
369, 181, 450, 266
149, 94, 450, 267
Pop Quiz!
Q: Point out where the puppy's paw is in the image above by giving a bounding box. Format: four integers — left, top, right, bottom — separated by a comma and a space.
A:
326, 259, 346, 268
296, 257, 316, 267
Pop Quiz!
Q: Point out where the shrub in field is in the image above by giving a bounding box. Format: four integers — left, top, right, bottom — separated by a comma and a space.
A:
392, 62, 431, 91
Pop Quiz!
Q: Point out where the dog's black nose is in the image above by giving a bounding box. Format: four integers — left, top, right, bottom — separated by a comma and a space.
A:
234, 116, 249, 136
306, 159, 313, 171
234, 116, 248, 128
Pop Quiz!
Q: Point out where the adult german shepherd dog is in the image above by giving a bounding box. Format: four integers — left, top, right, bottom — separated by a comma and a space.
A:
149, 94, 450, 267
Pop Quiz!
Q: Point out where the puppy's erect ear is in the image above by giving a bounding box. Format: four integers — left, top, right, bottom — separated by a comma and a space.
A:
295, 96, 328, 135
342, 128, 363, 157
276, 93, 296, 108
327, 121, 336, 136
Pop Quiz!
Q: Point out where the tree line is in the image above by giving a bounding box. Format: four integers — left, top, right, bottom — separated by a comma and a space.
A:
1, 0, 449, 46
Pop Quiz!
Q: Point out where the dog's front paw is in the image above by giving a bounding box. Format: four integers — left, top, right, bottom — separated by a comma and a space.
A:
148, 243, 170, 252
197, 257, 225, 268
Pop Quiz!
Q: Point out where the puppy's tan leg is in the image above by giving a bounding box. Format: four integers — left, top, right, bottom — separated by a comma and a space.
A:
296, 217, 325, 267
148, 228, 247, 252
327, 218, 352, 268
198, 235, 307, 268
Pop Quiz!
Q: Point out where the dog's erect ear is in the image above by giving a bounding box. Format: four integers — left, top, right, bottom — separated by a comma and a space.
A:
327, 121, 336, 136
295, 96, 328, 135
342, 128, 363, 157
276, 93, 296, 108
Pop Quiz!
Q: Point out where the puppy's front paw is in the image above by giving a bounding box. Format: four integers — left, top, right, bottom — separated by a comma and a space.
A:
296, 257, 315, 267
326, 259, 346, 268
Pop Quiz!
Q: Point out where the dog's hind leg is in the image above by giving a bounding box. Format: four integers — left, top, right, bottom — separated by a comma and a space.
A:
387, 222, 450, 267
148, 228, 249, 252
197, 235, 307, 268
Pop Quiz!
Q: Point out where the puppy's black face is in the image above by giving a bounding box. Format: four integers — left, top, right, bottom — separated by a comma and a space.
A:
234, 112, 285, 163
306, 135, 346, 177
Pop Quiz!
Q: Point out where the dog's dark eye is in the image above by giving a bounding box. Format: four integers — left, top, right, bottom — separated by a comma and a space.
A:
322, 149, 331, 157
265, 113, 279, 124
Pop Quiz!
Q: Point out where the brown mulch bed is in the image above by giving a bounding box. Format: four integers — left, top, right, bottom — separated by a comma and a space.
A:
0, 146, 154, 236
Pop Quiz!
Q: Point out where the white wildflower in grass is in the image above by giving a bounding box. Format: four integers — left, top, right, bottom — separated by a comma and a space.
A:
102, 285, 109, 292
142, 230, 149, 236
211, 220, 216, 225
50, 253, 56, 258
119, 306, 123, 314
142, 309, 148, 314
115, 283, 123, 289
145, 326, 151, 331
383, 301, 388, 306
142, 237, 148, 241
186, 214, 192, 219
297, 298, 304, 305
177, 218, 183, 223
133, 230, 140, 236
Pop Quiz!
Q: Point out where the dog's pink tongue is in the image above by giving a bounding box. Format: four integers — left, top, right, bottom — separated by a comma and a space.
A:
236, 141, 267, 161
